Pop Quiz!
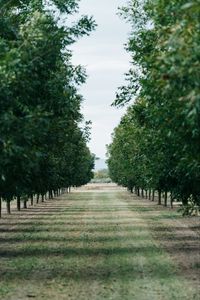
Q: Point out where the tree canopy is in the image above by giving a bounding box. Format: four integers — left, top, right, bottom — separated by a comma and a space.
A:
108, 0, 200, 214
0, 0, 95, 213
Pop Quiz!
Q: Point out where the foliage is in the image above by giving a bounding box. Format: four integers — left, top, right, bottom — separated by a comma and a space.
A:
0, 0, 95, 211
108, 0, 200, 213
91, 169, 111, 183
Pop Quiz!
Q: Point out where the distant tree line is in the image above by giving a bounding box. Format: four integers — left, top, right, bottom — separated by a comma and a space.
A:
0, 0, 95, 216
91, 169, 112, 184
107, 0, 200, 215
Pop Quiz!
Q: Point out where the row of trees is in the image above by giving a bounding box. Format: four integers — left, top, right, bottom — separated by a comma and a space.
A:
0, 0, 95, 215
108, 0, 200, 214
91, 169, 111, 184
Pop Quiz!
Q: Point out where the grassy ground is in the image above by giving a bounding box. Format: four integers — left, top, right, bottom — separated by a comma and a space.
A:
0, 185, 199, 299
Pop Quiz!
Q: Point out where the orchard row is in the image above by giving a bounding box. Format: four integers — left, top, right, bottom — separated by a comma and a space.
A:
108, 0, 200, 215
0, 0, 95, 216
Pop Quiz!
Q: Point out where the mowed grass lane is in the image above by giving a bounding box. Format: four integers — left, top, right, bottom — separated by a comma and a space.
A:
0, 187, 199, 300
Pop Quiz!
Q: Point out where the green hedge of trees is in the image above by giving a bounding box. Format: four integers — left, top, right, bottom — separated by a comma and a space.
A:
107, 0, 200, 214
91, 169, 112, 183
0, 0, 95, 215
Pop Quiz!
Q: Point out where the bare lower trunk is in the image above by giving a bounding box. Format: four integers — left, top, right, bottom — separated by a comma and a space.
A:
158, 190, 161, 205
145, 190, 148, 199
23, 200, 27, 209
41, 194, 44, 202
17, 196, 21, 211
36, 194, 40, 204
6, 201, 11, 214
152, 190, 155, 201
164, 191, 168, 207
170, 193, 173, 209
149, 190, 151, 200
30, 195, 33, 206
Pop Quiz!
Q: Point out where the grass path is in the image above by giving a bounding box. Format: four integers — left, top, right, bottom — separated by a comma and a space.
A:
0, 186, 199, 299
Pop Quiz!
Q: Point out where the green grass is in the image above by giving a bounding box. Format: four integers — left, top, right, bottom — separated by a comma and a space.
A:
0, 189, 199, 299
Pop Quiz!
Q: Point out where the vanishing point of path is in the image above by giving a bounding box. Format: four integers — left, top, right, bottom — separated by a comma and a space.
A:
0, 185, 199, 300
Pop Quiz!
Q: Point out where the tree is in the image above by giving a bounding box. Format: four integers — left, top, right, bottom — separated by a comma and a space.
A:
109, 0, 200, 214
0, 0, 95, 214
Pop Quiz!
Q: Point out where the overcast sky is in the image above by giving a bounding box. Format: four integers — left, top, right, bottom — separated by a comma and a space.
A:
71, 0, 130, 159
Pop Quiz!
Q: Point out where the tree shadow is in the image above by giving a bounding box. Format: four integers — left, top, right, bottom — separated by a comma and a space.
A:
0, 258, 178, 282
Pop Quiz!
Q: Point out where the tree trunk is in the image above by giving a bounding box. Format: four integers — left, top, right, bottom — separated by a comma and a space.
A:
158, 190, 161, 205
41, 194, 44, 202
36, 194, 40, 204
170, 193, 173, 209
137, 188, 140, 197
164, 191, 168, 207
152, 190, 155, 201
148, 190, 151, 200
141, 189, 144, 198
6, 201, 11, 214
30, 195, 34, 206
23, 200, 27, 209
145, 190, 148, 199
17, 196, 21, 211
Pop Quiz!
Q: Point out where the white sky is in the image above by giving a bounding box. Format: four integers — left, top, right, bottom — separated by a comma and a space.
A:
71, 0, 130, 159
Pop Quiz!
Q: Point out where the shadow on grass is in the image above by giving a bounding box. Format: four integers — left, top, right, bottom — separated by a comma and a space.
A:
0, 191, 199, 289
0, 225, 148, 233
0, 242, 199, 260
0, 216, 140, 225
0, 232, 150, 244
0, 259, 177, 282
151, 226, 200, 232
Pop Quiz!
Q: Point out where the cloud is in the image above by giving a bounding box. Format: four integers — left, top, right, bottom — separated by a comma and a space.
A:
70, 0, 130, 158
87, 60, 129, 72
